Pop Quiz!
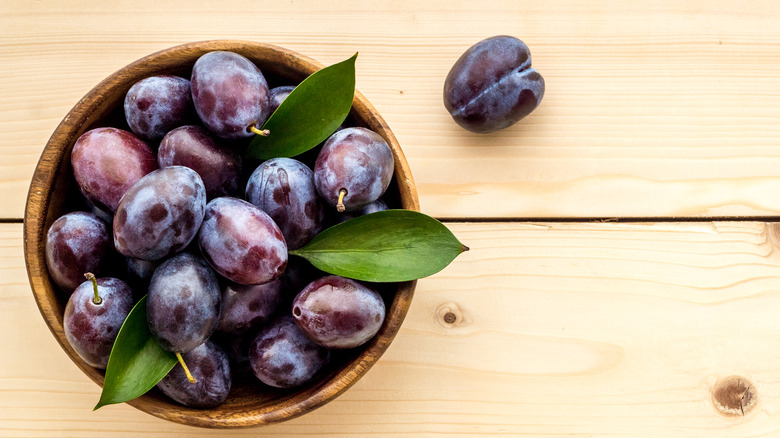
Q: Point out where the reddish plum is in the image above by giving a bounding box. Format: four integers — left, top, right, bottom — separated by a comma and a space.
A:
292, 276, 385, 349
158, 125, 242, 199
63, 276, 134, 368
45, 212, 111, 292
71, 127, 156, 212
198, 197, 287, 285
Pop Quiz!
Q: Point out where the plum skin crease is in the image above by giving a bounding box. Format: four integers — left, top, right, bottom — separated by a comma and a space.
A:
245, 157, 325, 250
443, 35, 545, 134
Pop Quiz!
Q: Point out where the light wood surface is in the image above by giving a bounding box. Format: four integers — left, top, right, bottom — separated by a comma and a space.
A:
6, 0, 780, 436
6, 1, 780, 219
6, 221, 780, 436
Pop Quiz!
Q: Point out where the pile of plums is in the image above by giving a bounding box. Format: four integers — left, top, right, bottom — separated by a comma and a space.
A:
45, 50, 396, 408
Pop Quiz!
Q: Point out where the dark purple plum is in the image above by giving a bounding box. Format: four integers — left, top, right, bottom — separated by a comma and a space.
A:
292, 276, 385, 349
71, 127, 157, 212
45, 212, 111, 292
124, 75, 195, 141
281, 257, 323, 306
63, 276, 134, 368
444, 35, 545, 133
124, 257, 159, 294
191, 51, 270, 139
245, 158, 325, 250
157, 340, 231, 408
147, 253, 221, 354
217, 279, 281, 334
334, 199, 388, 224
249, 316, 329, 388
268, 85, 295, 115
213, 330, 256, 373
314, 127, 394, 213
158, 125, 242, 199
198, 197, 287, 285
113, 166, 206, 261
83, 197, 113, 223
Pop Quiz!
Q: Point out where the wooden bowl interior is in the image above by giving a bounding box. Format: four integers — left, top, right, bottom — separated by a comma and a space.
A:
24, 40, 419, 428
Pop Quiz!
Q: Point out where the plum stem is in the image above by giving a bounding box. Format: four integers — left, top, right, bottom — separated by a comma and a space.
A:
336, 188, 348, 213
176, 352, 197, 384
249, 125, 270, 136
84, 273, 102, 305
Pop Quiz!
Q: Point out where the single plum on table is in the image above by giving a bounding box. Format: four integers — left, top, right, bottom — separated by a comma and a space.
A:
124, 75, 195, 141
245, 158, 325, 250
443, 35, 545, 133
113, 166, 206, 261
71, 127, 157, 212
147, 252, 221, 355
314, 127, 394, 213
216, 279, 281, 334
249, 316, 329, 388
191, 51, 270, 139
156, 340, 231, 408
64, 276, 134, 369
198, 197, 287, 285
292, 276, 385, 349
45, 212, 111, 292
158, 125, 242, 199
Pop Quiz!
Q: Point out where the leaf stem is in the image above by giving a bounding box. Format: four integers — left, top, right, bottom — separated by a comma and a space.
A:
175, 352, 197, 384
336, 188, 348, 213
249, 125, 270, 136
85, 272, 102, 305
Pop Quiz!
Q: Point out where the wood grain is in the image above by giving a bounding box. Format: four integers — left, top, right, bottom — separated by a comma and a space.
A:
7, 221, 780, 436
6, 1, 780, 219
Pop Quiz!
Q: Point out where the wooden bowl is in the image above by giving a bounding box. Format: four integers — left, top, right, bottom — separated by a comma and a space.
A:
23, 40, 419, 428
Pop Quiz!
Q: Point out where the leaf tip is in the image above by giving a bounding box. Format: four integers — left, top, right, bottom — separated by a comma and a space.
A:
461, 244, 470, 253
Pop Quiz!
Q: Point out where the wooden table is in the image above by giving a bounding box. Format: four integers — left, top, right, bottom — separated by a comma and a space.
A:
4, 1, 780, 436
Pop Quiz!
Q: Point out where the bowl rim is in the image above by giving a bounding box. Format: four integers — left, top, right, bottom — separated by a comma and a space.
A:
23, 40, 419, 428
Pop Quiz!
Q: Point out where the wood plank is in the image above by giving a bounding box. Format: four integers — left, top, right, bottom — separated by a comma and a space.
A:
6, 1, 780, 219
5, 221, 780, 436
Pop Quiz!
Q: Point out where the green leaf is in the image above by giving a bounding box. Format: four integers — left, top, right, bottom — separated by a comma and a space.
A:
94, 295, 177, 410
289, 210, 468, 282
246, 53, 357, 160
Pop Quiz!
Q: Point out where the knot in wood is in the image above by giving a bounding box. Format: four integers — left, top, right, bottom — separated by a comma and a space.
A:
712, 375, 757, 417
435, 302, 467, 328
